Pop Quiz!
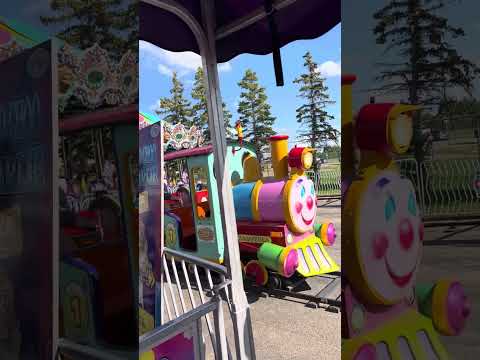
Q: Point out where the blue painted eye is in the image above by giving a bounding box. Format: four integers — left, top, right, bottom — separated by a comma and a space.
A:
384, 195, 396, 221
301, 186, 306, 198
408, 193, 417, 216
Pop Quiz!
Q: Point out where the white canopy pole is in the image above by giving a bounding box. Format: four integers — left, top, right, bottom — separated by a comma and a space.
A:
200, 1, 256, 359
142, 1, 256, 358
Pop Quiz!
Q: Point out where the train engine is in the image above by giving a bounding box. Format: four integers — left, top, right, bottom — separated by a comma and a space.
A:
232, 135, 339, 286
341, 75, 471, 359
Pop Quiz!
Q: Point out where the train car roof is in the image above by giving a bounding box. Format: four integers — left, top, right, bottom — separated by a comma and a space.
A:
165, 145, 214, 161
164, 141, 256, 161
59, 104, 137, 135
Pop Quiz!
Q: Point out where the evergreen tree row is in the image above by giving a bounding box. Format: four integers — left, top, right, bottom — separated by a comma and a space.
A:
156, 52, 338, 170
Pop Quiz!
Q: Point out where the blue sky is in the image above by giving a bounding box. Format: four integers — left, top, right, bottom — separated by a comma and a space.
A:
140, 24, 341, 147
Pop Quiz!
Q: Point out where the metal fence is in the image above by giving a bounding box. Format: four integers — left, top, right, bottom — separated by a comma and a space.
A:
395, 158, 480, 220
306, 164, 341, 199
140, 248, 231, 360
57, 248, 231, 360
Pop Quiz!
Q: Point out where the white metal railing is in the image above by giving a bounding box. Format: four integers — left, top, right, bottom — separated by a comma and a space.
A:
57, 249, 231, 360
395, 158, 480, 219
306, 164, 341, 198
140, 248, 231, 359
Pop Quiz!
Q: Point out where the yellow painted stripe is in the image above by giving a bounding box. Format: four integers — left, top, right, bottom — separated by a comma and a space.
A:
310, 244, 328, 271
303, 247, 317, 274
251, 180, 263, 221
0, 23, 35, 44
432, 280, 454, 335
343, 310, 448, 360
291, 235, 339, 276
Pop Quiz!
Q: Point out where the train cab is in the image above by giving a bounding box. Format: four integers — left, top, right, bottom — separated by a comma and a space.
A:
162, 132, 340, 285
163, 143, 255, 263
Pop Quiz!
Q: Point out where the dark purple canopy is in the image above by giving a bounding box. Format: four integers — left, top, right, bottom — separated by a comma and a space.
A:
140, 0, 340, 63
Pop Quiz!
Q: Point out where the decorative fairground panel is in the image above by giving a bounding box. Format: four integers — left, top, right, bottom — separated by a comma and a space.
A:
0, 40, 57, 360
139, 119, 163, 335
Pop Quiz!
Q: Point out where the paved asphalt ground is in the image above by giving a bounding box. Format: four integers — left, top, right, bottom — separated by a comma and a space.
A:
215, 199, 342, 360
418, 222, 480, 358
207, 203, 480, 359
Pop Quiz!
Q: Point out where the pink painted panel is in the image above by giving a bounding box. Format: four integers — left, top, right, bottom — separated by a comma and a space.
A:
257, 180, 286, 221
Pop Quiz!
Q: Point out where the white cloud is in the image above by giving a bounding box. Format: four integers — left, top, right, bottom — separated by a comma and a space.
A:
161, 50, 202, 72
157, 64, 174, 77
149, 101, 160, 112
218, 62, 232, 72
139, 41, 166, 61
140, 40, 232, 77
319, 60, 341, 77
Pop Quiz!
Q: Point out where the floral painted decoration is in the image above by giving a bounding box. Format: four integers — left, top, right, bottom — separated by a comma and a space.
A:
164, 122, 205, 150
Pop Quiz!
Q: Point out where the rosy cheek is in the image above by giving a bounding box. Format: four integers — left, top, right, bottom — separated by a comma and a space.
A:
373, 233, 389, 259
295, 201, 303, 213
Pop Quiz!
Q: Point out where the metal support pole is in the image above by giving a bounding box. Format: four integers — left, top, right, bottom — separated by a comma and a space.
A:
214, 297, 228, 360
200, 1, 256, 359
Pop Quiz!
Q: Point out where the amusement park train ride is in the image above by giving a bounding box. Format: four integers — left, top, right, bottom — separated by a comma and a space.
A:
139, 0, 342, 358
341, 74, 471, 359
155, 119, 342, 309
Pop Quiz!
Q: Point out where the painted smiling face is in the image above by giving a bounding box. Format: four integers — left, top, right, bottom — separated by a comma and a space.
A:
286, 177, 317, 233
356, 170, 423, 304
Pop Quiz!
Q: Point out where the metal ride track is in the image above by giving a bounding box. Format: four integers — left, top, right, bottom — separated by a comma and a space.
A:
423, 222, 480, 246
316, 195, 341, 205
247, 271, 342, 313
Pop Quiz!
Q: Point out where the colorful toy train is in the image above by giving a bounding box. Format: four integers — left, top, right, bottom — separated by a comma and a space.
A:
163, 131, 339, 287
341, 75, 471, 359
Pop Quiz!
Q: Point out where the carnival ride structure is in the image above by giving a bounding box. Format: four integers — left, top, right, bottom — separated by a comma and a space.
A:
162, 129, 339, 290
1, 17, 139, 357
139, 0, 341, 358
341, 75, 471, 360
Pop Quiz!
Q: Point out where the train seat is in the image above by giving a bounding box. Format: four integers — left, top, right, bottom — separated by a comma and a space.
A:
169, 206, 197, 251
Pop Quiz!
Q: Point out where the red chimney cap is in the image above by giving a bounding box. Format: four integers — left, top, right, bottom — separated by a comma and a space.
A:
270, 135, 289, 141
342, 74, 357, 85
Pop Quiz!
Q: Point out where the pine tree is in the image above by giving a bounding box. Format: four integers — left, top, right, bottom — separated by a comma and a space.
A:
156, 72, 193, 127
237, 69, 276, 163
293, 52, 338, 173
191, 67, 233, 141
113, 1, 138, 55
40, 0, 135, 59
372, 0, 480, 162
